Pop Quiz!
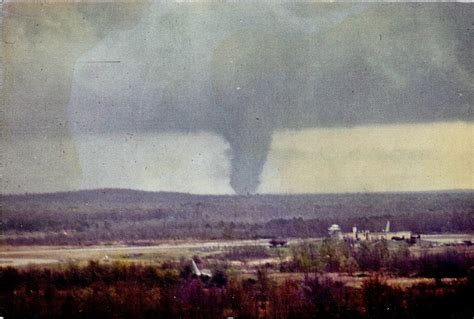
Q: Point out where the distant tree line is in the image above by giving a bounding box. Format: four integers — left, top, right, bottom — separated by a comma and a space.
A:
2, 211, 473, 245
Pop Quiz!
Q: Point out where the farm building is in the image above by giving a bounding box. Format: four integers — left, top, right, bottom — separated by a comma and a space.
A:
331, 221, 412, 241
328, 224, 342, 239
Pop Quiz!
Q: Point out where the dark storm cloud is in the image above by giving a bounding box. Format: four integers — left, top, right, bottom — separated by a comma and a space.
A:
2, 3, 473, 194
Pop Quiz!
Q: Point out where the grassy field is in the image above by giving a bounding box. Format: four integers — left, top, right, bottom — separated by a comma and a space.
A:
0, 238, 288, 267
2, 234, 473, 287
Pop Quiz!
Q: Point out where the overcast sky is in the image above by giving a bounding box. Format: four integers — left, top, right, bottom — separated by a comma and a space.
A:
1, 3, 472, 194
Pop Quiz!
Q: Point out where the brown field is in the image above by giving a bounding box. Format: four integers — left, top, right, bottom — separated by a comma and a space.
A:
1, 234, 473, 267
1, 234, 473, 287
0, 238, 298, 267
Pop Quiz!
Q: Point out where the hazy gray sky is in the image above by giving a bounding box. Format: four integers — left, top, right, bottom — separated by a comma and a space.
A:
1, 3, 473, 194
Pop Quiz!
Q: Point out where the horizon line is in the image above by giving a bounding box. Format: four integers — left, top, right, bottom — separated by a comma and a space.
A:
1, 187, 473, 197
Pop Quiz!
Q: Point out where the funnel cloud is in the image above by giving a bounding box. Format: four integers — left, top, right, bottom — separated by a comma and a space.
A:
2, 3, 473, 194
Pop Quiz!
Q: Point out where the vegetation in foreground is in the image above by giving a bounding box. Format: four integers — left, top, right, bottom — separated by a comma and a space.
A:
1, 262, 472, 319
284, 239, 474, 277
1, 240, 473, 319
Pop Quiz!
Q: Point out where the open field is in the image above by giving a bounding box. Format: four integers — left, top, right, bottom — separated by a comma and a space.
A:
421, 233, 474, 244
260, 272, 468, 289
1, 234, 473, 270
0, 238, 303, 267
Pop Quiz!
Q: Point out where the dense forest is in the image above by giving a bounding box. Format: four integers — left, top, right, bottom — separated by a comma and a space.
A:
1, 189, 473, 245
1, 253, 473, 319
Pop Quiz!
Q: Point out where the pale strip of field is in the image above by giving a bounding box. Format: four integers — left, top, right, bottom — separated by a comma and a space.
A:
421, 233, 474, 244
1, 234, 472, 268
0, 239, 312, 267
0, 239, 310, 255
265, 272, 467, 289
0, 258, 60, 267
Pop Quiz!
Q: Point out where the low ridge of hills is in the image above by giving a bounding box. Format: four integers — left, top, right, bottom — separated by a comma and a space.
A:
2, 188, 472, 223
